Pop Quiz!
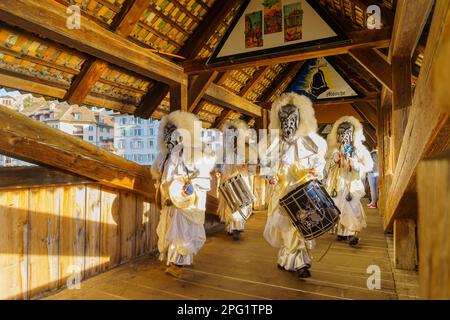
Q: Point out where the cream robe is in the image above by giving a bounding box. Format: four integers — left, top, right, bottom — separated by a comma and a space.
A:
156, 146, 211, 266
324, 147, 372, 236
217, 164, 254, 233
262, 133, 326, 271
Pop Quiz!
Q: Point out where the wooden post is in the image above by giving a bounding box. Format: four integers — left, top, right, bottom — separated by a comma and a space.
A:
169, 83, 188, 112
394, 218, 417, 270
417, 151, 450, 299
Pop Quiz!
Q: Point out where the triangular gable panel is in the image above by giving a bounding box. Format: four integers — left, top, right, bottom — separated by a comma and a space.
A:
208, 0, 349, 66
287, 57, 360, 101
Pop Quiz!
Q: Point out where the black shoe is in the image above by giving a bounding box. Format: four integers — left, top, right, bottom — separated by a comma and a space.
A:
349, 236, 359, 246
232, 230, 240, 240
277, 264, 284, 270
297, 267, 311, 278
337, 235, 347, 242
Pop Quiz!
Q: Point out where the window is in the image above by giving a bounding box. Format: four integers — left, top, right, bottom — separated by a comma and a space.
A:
100, 127, 104, 133
149, 140, 154, 149
120, 118, 127, 125
88, 125, 94, 131
149, 128, 154, 136
107, 128, 110, 133
118, 140, 125, 149
73, 113, 81, 120
88, 136, 93, 141
137, 140, 143, 149
120, 129, 126, 136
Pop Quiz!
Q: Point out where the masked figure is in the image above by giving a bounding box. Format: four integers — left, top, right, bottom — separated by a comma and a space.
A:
151, 111, 215, 277
324, 116, 374, 246
216, 119, 256, 240
261, 92, 327, 278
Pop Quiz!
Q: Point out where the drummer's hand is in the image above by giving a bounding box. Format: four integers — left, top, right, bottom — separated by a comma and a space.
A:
165, 199, 173, 207
333, 153, 340, 163
309, 167, 318, 177
269, 176, 279, 185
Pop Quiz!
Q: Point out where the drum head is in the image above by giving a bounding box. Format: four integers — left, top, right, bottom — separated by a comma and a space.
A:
279, 179, 340, 240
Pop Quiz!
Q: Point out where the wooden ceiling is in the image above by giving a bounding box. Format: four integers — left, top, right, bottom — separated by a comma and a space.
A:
0, 0, 424, 131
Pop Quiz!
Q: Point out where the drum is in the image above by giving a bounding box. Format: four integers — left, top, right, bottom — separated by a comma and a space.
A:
219, 173, 255, 220
279, 180, 340, 240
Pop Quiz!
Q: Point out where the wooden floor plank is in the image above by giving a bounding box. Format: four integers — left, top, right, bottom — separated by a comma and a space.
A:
44, 198, 402, 300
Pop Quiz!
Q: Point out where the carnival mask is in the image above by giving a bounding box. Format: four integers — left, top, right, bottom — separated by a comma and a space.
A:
337, 122, 354, 147
163, 123, 181, 151
279, 104, 300, 144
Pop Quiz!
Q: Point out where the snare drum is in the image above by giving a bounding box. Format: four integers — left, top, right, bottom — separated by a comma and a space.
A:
219, 173, 255, 220
279, 180, 340, 240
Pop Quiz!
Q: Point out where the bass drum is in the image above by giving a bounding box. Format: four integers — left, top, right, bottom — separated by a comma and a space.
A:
279, 180, 340, 240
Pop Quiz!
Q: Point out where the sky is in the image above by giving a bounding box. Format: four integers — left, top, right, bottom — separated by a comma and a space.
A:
0, 87, 21, 97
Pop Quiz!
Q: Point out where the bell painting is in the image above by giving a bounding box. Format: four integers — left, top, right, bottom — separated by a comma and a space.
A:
263, 0, 282, 34
284, 2, 304, 42
287, 57, 359, 101
245, 11, 263, 48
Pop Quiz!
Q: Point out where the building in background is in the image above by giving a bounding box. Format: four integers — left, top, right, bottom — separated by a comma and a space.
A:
0, 95, 15, 109
0, 95, 115, 166
113, 114, 159, 165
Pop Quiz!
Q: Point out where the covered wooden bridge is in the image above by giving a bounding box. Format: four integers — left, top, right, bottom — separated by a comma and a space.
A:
0, 0, 449, 300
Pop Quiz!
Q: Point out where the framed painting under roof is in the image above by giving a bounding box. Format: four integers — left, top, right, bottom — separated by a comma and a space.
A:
287, 57, 362, 102
207, 0, 349, 67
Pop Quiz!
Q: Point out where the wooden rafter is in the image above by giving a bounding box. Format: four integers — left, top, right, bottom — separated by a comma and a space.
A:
0, 0, 186, 85
64, 59, 109, 104
213, 109, 234, 129
188, 71, 219, 112
258, 62, 303, 103
111, 0, 152, 36
240, 66, 268, 98
349, 48, 393, 91
183, 28, 391, 74
177, 0, 241, 59
0, 69, 136, 113
352, 101, 378, 130
204, 83, 262, 118
135, 82, 171, 118
135, 0, 239, 119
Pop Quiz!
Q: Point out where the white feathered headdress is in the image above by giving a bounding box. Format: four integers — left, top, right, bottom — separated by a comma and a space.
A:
151, 111, 216, 180
326, 116, 373, 174
269, 92, 318, 137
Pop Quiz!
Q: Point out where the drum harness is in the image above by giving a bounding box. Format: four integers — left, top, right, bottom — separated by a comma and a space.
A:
272, 140, 336, 263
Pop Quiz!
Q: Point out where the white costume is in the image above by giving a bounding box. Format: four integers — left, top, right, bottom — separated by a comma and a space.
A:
217, 119, 255, 234
324, 116, 374, 239
262, 93, 327, 272
152, 111, 215, 266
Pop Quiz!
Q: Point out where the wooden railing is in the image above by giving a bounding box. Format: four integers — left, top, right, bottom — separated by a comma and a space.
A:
0, 166, 159, 300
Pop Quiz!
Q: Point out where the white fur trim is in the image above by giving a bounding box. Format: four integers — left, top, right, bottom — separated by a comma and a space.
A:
326, 116, 374, 175
269, 92, 318, 137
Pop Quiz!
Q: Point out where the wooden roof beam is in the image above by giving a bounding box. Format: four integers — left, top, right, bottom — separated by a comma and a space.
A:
258, 62, 304, 103
352, 101, 379, 129
240, 66, 268, 98
64, 59, 109, 104
213, 109, 234, 129
0, 0, 186, 86
177, 0, 242, 59
183, 28, 391, 74
0, 69, 136, 114
135, 0, 239, 119
204, 83, 262, 118
349, 48, 393, 91
0, 105, 152, 196
188, 71, 219, 113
